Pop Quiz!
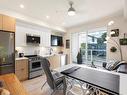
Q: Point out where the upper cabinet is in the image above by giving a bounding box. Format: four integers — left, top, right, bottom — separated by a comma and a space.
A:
0, 14, 15, 32
2, 15, 15, 32
42, 32, 51, 47
16, 25, 51, 47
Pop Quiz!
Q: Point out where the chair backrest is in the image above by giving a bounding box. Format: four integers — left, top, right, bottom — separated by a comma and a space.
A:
41, 58, 55, 89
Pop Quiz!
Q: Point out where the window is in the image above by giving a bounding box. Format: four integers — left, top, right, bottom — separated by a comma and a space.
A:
71, 28, 107, 66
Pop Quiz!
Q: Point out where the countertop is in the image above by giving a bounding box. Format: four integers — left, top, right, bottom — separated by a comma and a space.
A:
41, 53, 67, 58
0, 73, 29, 95
15, 57, 28, 61
15, 53, 67, 60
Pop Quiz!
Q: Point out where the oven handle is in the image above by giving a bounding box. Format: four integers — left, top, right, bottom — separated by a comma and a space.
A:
29, 60, 42, 63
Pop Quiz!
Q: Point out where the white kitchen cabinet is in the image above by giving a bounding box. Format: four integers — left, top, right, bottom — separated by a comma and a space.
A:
42, 32, 51, 47
16, 26, 26, 47
16, 23, 51, 47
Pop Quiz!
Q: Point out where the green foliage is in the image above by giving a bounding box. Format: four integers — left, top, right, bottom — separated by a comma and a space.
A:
97, 32, 107, 44
101, 32, 107, 41
81, 43, 86, 49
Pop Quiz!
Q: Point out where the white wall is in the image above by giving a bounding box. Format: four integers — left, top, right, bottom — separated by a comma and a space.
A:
64, 14, 127, 63
124, 0, 127, 20
15, 21, 63, 56
107, 16, 127, 61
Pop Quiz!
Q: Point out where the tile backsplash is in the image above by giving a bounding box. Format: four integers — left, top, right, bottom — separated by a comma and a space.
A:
16, 46, 63, 57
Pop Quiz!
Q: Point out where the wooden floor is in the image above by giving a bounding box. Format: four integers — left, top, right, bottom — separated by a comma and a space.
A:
22, 74, 108, 95
22, 75, 66, 95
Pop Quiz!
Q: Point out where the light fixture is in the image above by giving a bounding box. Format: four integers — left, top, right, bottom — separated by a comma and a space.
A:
105, 36, 110, 40
105, 35, 123, 61
46, 16, 50, 19
68, 1, 76, 16
110, 31, 115, 35
108, 21, 114, 26
20, 4, 24, 8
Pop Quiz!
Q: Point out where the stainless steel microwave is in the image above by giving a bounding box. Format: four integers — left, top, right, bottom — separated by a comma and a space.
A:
26, 34, 40, 44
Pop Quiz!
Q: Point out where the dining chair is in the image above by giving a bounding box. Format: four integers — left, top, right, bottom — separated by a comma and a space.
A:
41, 58, 67, 95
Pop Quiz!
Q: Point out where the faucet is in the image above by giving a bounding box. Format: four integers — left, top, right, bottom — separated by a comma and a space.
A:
49, 48, 53, 55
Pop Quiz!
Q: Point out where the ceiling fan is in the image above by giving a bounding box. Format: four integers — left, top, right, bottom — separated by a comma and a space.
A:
68, 1, 76, 16
55, 1, 76, 16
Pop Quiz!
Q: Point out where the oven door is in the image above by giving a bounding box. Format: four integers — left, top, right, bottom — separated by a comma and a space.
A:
30, 61, 42, 72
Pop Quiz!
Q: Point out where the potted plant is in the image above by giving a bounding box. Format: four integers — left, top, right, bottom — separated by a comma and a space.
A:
77, 49, 82, 64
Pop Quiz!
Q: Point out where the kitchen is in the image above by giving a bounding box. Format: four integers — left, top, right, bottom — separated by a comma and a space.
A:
0, 14, 67, 84
15, 20, 67, 80
1, 0, 127, 94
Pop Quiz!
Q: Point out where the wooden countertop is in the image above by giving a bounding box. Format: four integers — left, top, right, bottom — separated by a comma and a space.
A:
0, 73, 29, 95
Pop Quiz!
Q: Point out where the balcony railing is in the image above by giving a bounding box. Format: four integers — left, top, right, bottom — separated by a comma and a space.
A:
81, 49, 106, 66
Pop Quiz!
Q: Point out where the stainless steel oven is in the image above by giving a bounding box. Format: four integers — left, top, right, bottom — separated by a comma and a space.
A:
30, 60, 42, 72
25, 55, 43, 79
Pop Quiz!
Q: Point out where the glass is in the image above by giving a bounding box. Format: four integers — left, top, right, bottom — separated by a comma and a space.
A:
87, 30, 107, 66
71, 28, 107, 66
32, 62, 41, 69
79, 33, 87, 64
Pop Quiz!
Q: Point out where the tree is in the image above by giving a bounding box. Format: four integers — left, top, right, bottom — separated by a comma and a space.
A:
81, 43, 86, 49
97, 32, 107, 44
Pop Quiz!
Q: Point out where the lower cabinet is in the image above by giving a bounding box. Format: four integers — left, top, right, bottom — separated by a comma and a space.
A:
15, 59, 28, 81
47, 54, 67, 69
48, 55, 61, 69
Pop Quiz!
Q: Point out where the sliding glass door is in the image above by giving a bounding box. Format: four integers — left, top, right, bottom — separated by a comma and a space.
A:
86, 30, 107, 66
71, 28, 107, 66
79, 32, 88, 63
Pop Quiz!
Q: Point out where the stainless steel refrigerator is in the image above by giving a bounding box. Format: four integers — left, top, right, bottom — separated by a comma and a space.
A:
0, 31, 15, 75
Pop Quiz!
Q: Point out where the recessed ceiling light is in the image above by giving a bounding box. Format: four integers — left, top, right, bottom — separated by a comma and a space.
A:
20, 4, 24, 8
46, 16, 50, 19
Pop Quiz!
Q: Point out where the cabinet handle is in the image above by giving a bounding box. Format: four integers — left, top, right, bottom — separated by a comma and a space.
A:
21, 68, 24, 71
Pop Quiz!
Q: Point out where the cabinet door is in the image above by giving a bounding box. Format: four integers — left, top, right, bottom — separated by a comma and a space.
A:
15, 60, 28, 71
3, 15, 15, 32
46, 32, 51, 47
0, 14, 2, 30
48, 55, 60, 69
15, 26, 26, 47
15, 59, 28, 81
15, 70, 25, 81
42, 32, 51, 47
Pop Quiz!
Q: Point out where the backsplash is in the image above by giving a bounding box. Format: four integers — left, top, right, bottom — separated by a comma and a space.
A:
16, 46, 63, 57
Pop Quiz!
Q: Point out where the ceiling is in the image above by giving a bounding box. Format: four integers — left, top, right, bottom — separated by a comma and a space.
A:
0, 0, 125, 32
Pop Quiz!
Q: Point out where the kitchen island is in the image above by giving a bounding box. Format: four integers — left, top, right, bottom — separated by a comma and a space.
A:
0, 73, 29, 95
